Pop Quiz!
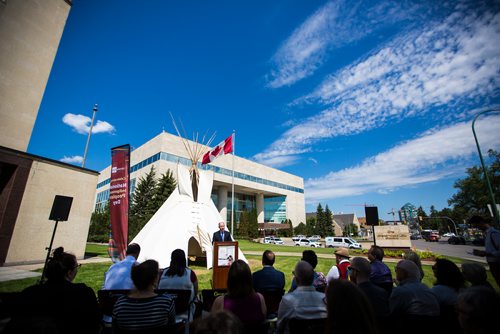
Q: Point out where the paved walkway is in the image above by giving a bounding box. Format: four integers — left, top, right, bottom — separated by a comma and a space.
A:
0, 256, 111, 283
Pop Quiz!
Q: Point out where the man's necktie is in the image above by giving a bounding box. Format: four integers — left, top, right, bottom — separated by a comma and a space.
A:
221, 231, 224, 241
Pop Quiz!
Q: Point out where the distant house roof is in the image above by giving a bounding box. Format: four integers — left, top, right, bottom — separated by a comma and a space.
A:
332, 213, 360, 228
258, 223, 290, 230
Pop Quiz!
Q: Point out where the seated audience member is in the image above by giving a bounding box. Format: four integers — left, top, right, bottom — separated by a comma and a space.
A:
7, 247, 100, 334
277, 261, 327, 334
431, 258, 465, 307
390, 260, 440, 317
325, 279, 378, 334
289, 250, 327, 292
456, 286, 500, 334
158, 248, 198, 320
326, 247, 350, 282
252, 250, 285, 292
349, 257, 390, 318
367, 245, 393, 293
113, 260, 175, 331
403, 250, 425, 282
461, 262, 495, 290
158, 251, 198, 293
191, 310, 242, 334
103, 243, 141, 289
212, 260, 266, 327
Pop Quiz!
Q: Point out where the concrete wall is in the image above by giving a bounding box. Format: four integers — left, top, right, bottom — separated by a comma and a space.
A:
5, 159, 98, 264
0, 0, 70, 151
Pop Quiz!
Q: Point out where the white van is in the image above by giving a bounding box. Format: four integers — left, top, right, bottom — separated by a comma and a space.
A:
325, 236, 361, 249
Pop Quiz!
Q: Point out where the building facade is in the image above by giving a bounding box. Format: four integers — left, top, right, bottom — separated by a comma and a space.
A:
0, 0, 101, 265
94, 132, 306, 227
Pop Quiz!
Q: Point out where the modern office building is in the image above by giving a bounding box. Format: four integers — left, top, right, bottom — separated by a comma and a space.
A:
0, 0, 100, 266
94, 131, 306, 227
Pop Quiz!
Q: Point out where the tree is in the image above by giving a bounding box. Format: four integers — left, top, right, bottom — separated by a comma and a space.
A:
294, 222, 307, 235
248, 208, 259, 239
306, 216, 317, 236
287, 219, 294, 237
129, 166, 157, 239
316, 204, 325, 236
448, 150, 499, 218
150, 169, 176, 212
323, 205, 334, 237
88, 203, 110, 243
344, 223, 359, 237
237, 211, 249, 238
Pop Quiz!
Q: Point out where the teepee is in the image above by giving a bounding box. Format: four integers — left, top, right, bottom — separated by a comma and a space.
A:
131, 123, 246, 269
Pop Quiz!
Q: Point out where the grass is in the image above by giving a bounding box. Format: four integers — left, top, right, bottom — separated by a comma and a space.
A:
1, 242, 497, 294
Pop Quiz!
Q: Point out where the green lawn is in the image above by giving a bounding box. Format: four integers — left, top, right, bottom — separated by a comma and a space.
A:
0, 241, 497, 294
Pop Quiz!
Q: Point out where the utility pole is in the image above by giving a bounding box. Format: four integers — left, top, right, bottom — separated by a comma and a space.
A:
82, 104, 98, 168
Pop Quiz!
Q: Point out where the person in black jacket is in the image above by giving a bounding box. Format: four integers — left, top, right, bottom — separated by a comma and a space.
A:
6, 247, 101, 334
213, 222, 232, 243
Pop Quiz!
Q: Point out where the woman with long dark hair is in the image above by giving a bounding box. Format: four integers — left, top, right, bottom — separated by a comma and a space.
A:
8, 247, 100, 334
431, 258, 465, 306
211, 260, 266, 326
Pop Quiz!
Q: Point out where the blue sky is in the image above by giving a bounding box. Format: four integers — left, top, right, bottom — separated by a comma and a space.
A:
28, 0, 500, 221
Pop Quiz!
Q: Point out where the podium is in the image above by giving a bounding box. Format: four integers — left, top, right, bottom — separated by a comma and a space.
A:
212, 241, 238, 289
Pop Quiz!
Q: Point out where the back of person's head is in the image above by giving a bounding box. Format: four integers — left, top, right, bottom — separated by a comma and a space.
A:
369, 246, 384, 261
403, 250, 424, 280
126, 243, 141, 257
294, 260, 314, 286
167, 248, 187, 277
350, 257, 371, 280
325, 279, 378, 334
461, 263, 490, 287
262, 250, 275, 266
396, 259, 421, 282
301, 250, 318, 269
131, 259, 159, 291
46, 247, 77, 281
457, 286, 500, 334
227, 260, 253, 298
191, 310, 242, 334
433, 258, 464, 290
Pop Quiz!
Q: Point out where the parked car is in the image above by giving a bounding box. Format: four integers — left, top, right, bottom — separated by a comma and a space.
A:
448, 235, 466, 245
292, 235, 306, 242
263, 237, 273, 244
410, 233, 421, 240
295, 238, 320, 247
271, 237, 284, 245
325, 237, 362, 249
308, 235, 321, 242
443, 232, 456, 237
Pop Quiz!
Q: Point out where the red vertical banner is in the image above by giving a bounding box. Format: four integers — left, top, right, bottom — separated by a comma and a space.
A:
109, 144, 130, 261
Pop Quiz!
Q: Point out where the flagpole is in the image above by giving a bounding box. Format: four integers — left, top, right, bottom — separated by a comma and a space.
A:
231, 130, 235, 236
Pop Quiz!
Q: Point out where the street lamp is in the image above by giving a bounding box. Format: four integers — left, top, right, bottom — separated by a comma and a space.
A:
82, 104, 98, 168
472, 108, 500, 227
421, 216, 459, 236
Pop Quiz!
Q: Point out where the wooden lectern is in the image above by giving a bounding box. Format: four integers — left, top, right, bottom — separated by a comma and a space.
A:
212, 241, 238, 289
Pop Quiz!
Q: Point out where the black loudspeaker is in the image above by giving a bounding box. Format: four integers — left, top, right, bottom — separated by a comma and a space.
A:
49, 195, 73, 221
365, 206, 379, 226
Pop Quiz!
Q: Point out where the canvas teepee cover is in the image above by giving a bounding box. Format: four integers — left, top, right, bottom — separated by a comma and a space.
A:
131, 164, 246, 268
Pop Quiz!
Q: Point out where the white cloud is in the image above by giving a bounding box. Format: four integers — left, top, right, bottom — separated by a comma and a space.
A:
257, 3, 500, 165
304, 115, 500, 203
266, 0, 423, 88
62, 113, 115, 135
309, 157, 318, 164
60, 155, 84, 164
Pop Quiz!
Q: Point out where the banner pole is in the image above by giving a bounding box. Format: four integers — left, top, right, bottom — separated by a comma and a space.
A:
231, 131, 235, 235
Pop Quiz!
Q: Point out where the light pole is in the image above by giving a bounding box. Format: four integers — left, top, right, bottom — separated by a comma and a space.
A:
82, 104, 98, 168
422, 216, 459, 236
472, 108, 500, 227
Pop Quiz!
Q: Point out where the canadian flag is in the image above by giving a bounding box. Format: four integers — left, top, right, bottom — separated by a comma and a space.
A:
202, 134, 233, 164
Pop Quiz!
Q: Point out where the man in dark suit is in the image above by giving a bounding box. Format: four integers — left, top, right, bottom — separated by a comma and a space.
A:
252, 250, 285, 291
212, 222, 232, 244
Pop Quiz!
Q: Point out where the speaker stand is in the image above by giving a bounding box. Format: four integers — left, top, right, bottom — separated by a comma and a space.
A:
39, 219, 60, 284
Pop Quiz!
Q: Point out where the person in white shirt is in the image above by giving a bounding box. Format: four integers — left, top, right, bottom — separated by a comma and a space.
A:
277, 261, 327, 334
326, 247, 350, 283
103, 243, 141, 290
